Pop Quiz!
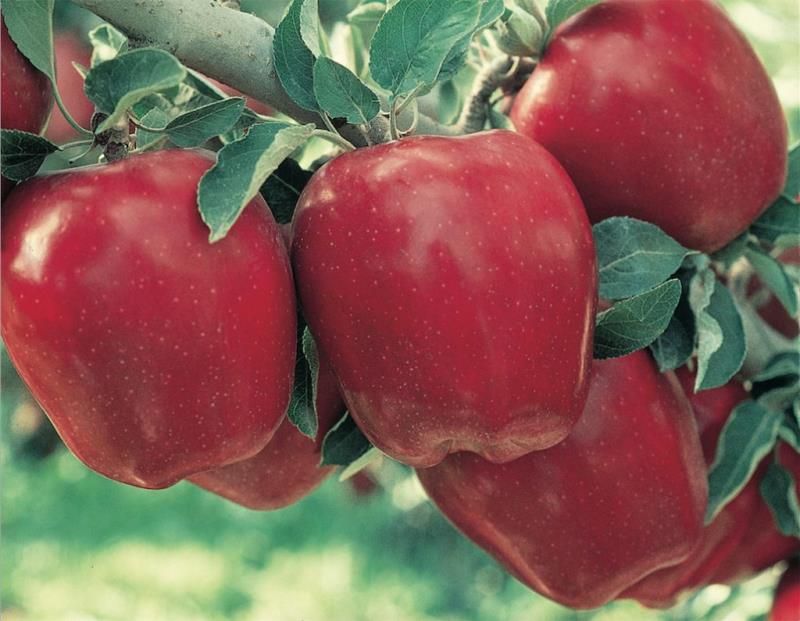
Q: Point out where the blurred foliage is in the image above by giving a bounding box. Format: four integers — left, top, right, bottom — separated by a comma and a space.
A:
2, 0, 798, 620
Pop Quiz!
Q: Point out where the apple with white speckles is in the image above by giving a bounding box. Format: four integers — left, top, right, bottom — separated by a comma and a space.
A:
1, 149, 297, 489
291, 130, 597, 468
510, 0, 787, 253
416, 351, 708, 609
621, 369, 759, 608
189, 355, 346, 510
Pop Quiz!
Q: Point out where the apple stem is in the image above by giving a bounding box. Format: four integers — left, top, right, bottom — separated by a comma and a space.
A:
456, 55, 536, 134
52, 87, 94, 139
311, 130, 356, 153
321, 113, 341, 137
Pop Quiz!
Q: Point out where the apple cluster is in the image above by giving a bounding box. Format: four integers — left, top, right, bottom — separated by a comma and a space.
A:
1, 0, 798, 613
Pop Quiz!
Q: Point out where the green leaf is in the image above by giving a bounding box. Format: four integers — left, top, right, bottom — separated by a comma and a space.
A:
758, 385, 800, 414
477, 0, 506, 30
321, 414, 373, 467
260, 158, 313, 225
780, 417, 800, 452
183, 69, 228, 101
163, 98, 245, 148
339, 447, 382, 481
412, 0, 503, 85
689, 270, 747, 391
705, 400, 783, 522
593, 279, 681, 359
287, 327, 319, 439
784, 143, 799, 200
451, 0, 505, 79
198, 121, 315, 242
752, 352, 800, 384
650, 269, 695, 372
436, 37, 473, 85
273, 0, 320, 112
750, 196, 800, 248
760, 461, 800, 537
544, 0, 600, 44
88, 23, 128, 67
2, 0, 55, 80
84, 49, 187, 133
488, 107, 515, 131
711, 232, 749, 271
751, 353, 800, 412
1, 129, 59, 182
369, 0, 482, 97
745, 245, 799, 317
312, 57, 380, 125
593, 217, 691, 300
496, 4, 544, 57
437, 80, 462, 124
135, 107, 170, 151
347, 1, 386, 28
649, 313, 694, 373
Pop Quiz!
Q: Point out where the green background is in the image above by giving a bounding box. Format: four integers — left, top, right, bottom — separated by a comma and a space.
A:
2, 1, 798, 620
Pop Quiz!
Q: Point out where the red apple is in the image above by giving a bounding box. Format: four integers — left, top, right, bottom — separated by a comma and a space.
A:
770, 562, 800, 621
710, 443, 800, 585
291, 130, 597, 467
416, 351, 708, 609
1, 17, 54, 196
189, 355, 346, 510
45, 32, 95, 144
1, 149, 297, 488
622, 370, 761, 608
510, 0, 787, 253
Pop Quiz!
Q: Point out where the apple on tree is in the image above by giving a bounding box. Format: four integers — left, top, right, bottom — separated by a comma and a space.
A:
510, 0, 788, 253
1, 149, 297, 488
1, 0, 798, 615
189, 353, 347, 510
417, 351, 708, 609
622, 369, 764, 607
292, 130, 597, 468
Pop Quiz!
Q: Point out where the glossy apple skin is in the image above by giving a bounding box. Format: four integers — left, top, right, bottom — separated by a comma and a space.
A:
292, 131, 597, 467
189, 355, 346, 510
1, 18, 54, 197
45, 32, 94, 144
622, 370, 759, 608
770, 562, 800, 621
1, 149, 297, 488
417, 352, 708, 609
710, 443, 800, 585
510, 0, 787, 253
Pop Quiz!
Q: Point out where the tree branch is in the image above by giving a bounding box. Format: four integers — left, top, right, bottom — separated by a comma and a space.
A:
70, 0, 453, 141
